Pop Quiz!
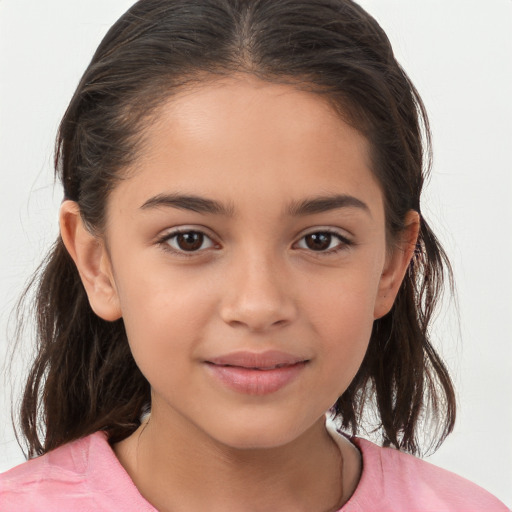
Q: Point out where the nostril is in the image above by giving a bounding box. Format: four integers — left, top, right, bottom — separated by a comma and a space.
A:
222, 313, 293, 333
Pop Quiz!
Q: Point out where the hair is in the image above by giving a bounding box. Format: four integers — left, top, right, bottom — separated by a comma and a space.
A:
16, 0, 456, 458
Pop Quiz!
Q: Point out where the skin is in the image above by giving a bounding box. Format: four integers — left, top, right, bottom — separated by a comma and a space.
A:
60, 76, 419, 512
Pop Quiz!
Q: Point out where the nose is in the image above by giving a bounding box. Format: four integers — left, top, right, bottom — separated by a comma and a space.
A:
219, 252, 298, 333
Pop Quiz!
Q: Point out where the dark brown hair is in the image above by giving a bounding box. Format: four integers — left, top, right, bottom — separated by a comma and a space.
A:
16, 0, 455, 458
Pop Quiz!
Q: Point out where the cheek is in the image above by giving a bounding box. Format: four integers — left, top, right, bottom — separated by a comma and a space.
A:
113, 262, 215, 374
301, 266, 381, 389
302, 258, 381, 332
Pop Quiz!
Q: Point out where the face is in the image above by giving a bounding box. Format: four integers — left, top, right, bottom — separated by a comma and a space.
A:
80, 77, 410, 449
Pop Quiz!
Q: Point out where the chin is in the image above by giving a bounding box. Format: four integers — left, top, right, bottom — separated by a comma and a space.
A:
201, 411, 321, 451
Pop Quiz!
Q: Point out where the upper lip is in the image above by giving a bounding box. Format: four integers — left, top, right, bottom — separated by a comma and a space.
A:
205, 350, 309, 369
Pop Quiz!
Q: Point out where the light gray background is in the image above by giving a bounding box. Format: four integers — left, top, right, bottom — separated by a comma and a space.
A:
1, 0, 511, 507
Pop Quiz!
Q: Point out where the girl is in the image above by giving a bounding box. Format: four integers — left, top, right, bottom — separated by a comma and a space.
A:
0, 0, 509, 510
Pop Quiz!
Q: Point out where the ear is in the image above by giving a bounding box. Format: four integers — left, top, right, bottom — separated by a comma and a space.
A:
59, 200, 122, 322
373, 210, 420, 319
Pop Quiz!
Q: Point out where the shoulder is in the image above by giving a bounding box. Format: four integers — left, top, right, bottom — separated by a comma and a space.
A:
0, 431, 155, 512
341, 436, 509, 512
0, 432, 102, 511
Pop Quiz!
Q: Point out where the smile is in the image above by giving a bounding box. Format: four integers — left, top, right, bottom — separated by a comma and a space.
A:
219, 363, 293, 370
204, 351, 309, 395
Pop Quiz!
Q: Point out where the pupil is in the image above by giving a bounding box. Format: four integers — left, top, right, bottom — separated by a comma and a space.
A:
177, 232, 203, 251
306, 233, 331, 251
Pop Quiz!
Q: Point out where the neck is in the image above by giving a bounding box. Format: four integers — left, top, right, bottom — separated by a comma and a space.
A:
114, 413, 347, 512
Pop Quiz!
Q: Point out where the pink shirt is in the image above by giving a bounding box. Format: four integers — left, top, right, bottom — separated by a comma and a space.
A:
1, 430, 508, 511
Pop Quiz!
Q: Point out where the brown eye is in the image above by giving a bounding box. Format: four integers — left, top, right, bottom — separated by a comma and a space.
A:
304, 233, 332, 251
164, 230, 215, 253
296, 231, 351, 253
176, 232, 204, 251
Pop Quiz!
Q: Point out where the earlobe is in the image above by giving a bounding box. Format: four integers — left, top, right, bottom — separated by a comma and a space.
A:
59, 200, 122, 322
374, 210, 420, 319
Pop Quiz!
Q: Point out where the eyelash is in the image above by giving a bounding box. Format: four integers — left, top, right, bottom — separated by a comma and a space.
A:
157, 228, 217, 257
295, 229, 353, 255
157, 228, 353, 257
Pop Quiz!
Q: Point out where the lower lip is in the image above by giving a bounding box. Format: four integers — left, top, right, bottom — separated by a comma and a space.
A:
205, 362, 307, 395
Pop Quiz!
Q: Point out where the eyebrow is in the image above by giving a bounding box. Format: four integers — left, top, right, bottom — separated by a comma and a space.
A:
287, 194, 370, 216
140, 192, 370, 217
140, 193, 235, 216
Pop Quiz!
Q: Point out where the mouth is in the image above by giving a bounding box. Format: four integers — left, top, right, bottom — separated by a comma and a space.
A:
205, 350, 309, 369
213, 363, 298, 370
204, 351, 309, 395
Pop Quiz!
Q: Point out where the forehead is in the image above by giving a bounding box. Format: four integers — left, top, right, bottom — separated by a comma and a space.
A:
145, 76, 367, 165
111, 76, 384, 219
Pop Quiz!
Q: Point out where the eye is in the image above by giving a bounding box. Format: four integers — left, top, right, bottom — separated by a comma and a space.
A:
295, 230, 351, 253
160, 229, 216, 253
